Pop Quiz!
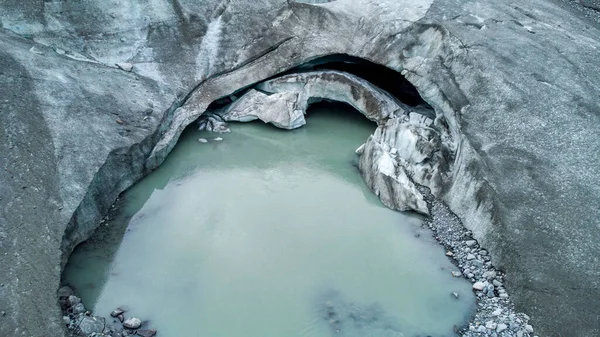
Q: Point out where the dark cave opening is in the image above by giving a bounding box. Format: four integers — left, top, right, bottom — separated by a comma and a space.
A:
206, 54, 432, 113
287, 54, 428, 107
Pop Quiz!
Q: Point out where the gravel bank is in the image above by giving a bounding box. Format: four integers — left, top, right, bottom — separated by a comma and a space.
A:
421, 188, 537, 337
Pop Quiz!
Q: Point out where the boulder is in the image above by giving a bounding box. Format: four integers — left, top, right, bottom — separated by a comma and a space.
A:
74, 316, 105, 336
123, 317, 142, 329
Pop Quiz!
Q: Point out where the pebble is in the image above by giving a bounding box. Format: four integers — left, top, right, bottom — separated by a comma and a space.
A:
67, 295, 81, 306
452, 292, 460, 299
57, 286, 74, 298
72, 303, 86, 314
525, 324, 534, 333
111, 308, 125, 317
466, 240, 477, 247
496, 323, 508, 332
473, 282, 485, 291
76, 316, 105, 335
484, 270, 497, 280
198, 138, 208, 143
123, 317, 142, 329
485, 321, 497, 330
62, 316, 70, 325
451, 271, 462, 277
467, 253, 476, 260
136, 330, 157, 337
214, 137, 223, 141
445, 251, 454, 257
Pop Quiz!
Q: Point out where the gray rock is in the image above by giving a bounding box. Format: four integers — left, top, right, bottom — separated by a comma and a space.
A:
202, 116, 230, 133
116, 63, 133, 72
123, 317, 142, 329
221, 89, 306, 130
75, 316, 105, 335
57, 286, 74, 298
72, 303, 86, 314
497, 323, 508, 333
67, 295, 81, 307
110, 309, 125, 317
484, 271, 497, 280
525, 324, 534, 333
473, 282, 485, 291
135, 329, 157, 337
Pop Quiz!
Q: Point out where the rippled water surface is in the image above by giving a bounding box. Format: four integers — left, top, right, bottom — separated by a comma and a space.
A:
63, 103, 474, 336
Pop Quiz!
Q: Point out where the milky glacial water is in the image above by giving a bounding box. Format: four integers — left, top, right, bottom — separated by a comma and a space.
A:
63, 103, 474, 336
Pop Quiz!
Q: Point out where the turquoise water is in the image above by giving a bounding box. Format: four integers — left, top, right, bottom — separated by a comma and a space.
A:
63, 103, 474, 336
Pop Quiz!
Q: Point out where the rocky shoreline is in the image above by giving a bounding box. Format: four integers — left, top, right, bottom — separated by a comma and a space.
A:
421, 189, 536, 337
59, 286, 155, 337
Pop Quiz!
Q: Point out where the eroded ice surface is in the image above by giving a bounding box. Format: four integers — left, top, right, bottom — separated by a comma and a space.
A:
63, 103, 474, 337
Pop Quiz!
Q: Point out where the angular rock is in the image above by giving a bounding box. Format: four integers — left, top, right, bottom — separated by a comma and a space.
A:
116, 63, 133, 72
71, 303, 86, 314
136, 329, 157, 337
75, 316, 105, 336
221, 89, 305, 130
473, 282, 485, 291
111, 309, 125, 317
484, 270, 497, 280
123, 317, 142, 329
67, 295, 81, 307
